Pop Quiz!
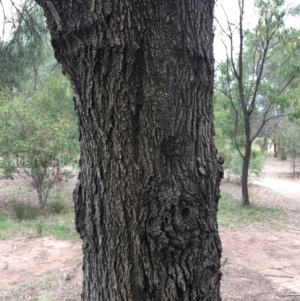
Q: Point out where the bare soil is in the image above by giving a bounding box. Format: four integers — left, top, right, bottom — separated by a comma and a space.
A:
221, 154, 300, 300
0, 154, 299, 300
0, 237, 82, 300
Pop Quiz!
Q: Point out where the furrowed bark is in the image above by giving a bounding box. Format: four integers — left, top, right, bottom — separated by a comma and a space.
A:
35, 1, 223, 300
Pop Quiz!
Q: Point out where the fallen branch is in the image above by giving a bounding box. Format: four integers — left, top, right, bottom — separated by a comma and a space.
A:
281, 294, 300, 297
64, 260, 82, 281
221, 257, 228, 266
264, 274, 293, 279
235, 274, 257, 279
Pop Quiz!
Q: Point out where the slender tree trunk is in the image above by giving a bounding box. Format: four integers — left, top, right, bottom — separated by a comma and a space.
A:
33, 64, 38, 94
242, 115, 251, 206
274, 141, 278, 158
241, 154, 250, 206
36, 1, 223, 300
37, 190, 44, 209
259, 136, 268, 152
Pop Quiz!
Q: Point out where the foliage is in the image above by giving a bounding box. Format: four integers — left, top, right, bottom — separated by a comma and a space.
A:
0, 1, 48, 92
48, 191, 66, 215
216, 141, 266, 182
0, 1, 79, 209
275, 119, 300, 177
0, 69, 78, 209
228, 149, 266, 180
214, 92, 266, 181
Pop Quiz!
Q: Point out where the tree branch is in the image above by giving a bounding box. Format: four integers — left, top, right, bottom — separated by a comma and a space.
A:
251, 111, 290, 143
237, 0, 247, 114
262, 55, 293, 80
215, 4, 240, 79
277, 74, 297, 97
248, 28, 277, 115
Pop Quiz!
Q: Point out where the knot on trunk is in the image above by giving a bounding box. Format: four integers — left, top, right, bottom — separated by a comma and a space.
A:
172, 200, 201, 232
147, 197, 206, 250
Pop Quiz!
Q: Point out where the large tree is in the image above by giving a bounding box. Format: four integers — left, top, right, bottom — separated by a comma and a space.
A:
35, 1, 223, 300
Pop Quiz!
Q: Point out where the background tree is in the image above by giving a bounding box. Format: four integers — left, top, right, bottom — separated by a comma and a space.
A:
0, 0, 48, 93
275, 118, 300, 177
0, 1, 79, 209
214, 91, 266, 182
215, 0, 300, 205
35, 0, 223, 300
0, 69, 78, 209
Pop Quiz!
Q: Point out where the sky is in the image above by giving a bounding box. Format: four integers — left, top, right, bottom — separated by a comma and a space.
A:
0, 0, 16, 41
214, 0, 300, 62
214, 0, 256, 61
1, 0, 299, 59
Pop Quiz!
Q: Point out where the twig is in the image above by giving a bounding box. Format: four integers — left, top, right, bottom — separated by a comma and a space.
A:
221, 257, 228, 266
264, 274, 293, 279
281, 294, 300, 297
290, 227, 300, 232
64, 260, 82, 281
235, 274, 256, 279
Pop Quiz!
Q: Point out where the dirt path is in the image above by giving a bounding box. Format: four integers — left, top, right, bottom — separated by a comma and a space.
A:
253, 156, 300, 210
0, 236, 82, 300
0, 237, 81, 286
221, 227, 300, 300
0, 154, 299, 300
221, 154, 300, 300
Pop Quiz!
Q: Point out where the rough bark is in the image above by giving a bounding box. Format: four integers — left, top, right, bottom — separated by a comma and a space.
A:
35, 0, 223, 300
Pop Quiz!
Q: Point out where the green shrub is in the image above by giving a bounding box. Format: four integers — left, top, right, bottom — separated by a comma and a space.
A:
36, 221, 43, 236
229, 149, 266, 180
48, 199, 66, 215
279, 147, 287, 160
0, 72, 79, 209
12, 202, 37, 221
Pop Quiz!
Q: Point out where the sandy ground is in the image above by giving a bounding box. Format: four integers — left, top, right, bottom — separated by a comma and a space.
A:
221, 154, 300, 300
0, 154, 299, 300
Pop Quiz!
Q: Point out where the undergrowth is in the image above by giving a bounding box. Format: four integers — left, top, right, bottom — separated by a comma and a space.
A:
1, 187, 287, 240
0, 189, 78, 240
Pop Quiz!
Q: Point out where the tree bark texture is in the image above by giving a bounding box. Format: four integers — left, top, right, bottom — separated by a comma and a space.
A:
36, 1, 223, 300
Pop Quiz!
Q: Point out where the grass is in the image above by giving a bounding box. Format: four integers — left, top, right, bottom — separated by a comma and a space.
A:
218, 192, 286, 228
0, 210, 79, 240
1, 187, 288, 239
0, 189, 79, 241
37, 274, 56, 301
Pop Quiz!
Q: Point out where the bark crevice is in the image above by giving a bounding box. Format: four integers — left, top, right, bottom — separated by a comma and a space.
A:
36, 0, 222, 300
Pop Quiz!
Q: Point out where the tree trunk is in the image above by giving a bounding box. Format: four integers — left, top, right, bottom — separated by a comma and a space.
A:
241, 154, 250, 206
242, 116, 251, 206
37, 189, 45, 209
274, 141, 278, 158
36, 1, 223, 300
259, 136, 268, 152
